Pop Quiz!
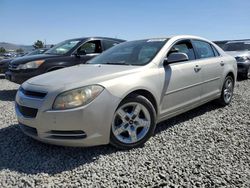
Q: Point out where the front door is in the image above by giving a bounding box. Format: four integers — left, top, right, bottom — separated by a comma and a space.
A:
75, 40, 102, 64
159, 40, 203, 119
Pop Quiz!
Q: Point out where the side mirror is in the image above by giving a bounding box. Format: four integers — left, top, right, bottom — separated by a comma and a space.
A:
73, 50, 86, 57
164, 52, 189, 64
72, 52, 80, 57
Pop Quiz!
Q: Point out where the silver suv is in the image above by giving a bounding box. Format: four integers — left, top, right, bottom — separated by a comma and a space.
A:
15, 35, 237, 149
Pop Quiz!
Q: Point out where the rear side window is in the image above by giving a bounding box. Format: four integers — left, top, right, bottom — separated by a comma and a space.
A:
211, 45, 220, 56
193, 40, 215, 59
103, 40, 119, 51
167, 40, 196, 60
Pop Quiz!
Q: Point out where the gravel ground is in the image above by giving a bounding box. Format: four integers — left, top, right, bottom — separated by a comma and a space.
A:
0, 75, 249, 187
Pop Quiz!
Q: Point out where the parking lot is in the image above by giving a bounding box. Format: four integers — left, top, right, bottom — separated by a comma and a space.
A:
0, 76, 249, 187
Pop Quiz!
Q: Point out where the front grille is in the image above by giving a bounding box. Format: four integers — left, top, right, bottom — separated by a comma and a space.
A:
16, 103, 38, 118
19, 123, 38, 136
237, 64, 244, 69
20, 87, 47, 99
46, 130, 87, 139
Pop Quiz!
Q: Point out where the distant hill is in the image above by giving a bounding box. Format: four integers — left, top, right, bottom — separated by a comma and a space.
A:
0, 42, 34, 52
0, 42, 52, 52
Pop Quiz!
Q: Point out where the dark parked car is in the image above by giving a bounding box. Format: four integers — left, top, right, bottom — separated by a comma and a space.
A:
223, 41, 250, 79
0, 48, 48, 74
213, 40, 229, 49
5, 37, 125, 84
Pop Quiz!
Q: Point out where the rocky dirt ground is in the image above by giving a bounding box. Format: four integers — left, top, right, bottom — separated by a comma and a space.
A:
0, 75, 249, 187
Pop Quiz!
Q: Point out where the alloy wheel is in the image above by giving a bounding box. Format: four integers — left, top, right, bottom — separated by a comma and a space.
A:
223, 78, 233, 103
112, 102, 151, 144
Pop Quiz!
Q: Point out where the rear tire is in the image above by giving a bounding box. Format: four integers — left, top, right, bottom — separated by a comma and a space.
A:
218, 75, 234, 106
110, 94, 156, 150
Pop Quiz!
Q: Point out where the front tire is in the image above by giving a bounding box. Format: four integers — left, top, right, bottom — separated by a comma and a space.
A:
243, 66, 250, 79
110, 94, 156, 150
218, 75, 234, 106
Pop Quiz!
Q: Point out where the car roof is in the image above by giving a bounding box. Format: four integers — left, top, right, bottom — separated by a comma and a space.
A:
64, 37, 126, 42
135, 35, 213, 43
225, 40, 250, 44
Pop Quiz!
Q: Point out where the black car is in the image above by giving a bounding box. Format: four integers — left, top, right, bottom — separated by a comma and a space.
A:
0, 48, 48, 74
6, 37, 125, 84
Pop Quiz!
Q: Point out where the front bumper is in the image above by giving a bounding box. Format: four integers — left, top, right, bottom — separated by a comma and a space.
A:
5, 69, 41, 84
0, 65, 8, 74
15, 85, 120, 147
237, 61, 250, 74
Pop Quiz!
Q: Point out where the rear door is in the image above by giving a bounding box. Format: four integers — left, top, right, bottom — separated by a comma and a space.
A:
192, 40, 223, 101
160, 40, 203, 118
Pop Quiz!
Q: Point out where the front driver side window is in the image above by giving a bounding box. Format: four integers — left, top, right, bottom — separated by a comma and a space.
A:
167, 40, 195, 60
77, 40, 102, 55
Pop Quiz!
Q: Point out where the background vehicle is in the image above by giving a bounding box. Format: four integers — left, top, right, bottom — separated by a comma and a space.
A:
16, 35, 237, 149
213, 40, 229, 49
6, 37, 125, 84
222, 41, 250, 79
0, 48, 48, 74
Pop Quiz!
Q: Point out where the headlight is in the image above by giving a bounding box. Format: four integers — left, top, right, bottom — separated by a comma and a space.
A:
235, 56, 250, 62
53, 85, 104, 110
17, 60, 45, 70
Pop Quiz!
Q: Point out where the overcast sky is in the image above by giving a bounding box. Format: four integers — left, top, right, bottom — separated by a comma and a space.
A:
0, 0, 250, 45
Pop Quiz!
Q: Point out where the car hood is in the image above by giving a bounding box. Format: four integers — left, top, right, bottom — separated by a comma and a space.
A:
10, 54, 60, 65
26, 64, 142, 89
226, 51, 250, 58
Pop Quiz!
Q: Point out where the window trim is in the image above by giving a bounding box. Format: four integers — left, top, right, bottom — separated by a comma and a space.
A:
211, 44, 221, 57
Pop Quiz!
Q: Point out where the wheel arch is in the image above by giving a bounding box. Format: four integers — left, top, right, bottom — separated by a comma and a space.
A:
122, 89, 158, 115
226, 71, 235, 84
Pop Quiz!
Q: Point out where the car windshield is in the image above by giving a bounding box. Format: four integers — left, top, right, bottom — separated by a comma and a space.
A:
89, 39, 168, 66
223, 42, 250, 51
45, 39, 81, 55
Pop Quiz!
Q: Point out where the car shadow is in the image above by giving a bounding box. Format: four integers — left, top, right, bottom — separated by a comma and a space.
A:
0, 101, 223, 175
0, 89, 17, 101
0, 124, 117, 175
155, 101, 223, 134
237, 77, 248, 82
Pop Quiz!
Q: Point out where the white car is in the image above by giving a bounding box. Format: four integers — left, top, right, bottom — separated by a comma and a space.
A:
15, 35, 237, 149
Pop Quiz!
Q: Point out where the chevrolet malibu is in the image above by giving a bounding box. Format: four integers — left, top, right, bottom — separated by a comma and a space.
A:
15, 35, 237, 149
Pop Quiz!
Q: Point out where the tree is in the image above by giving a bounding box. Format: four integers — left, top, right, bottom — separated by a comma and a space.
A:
0, 47, 6, 53
33, 40, 44, 49
16, 48, 24, 53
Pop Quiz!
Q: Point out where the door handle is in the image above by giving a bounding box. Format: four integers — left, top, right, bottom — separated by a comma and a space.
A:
194, 65, 201, 72
220, 61, 225, 66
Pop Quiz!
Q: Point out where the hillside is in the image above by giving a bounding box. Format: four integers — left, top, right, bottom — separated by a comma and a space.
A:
0, 42, 34, 52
